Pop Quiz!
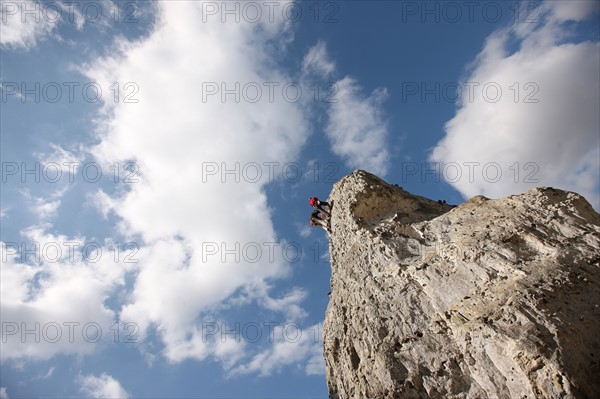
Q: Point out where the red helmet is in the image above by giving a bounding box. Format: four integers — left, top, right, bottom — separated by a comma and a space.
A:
309, 197, 317, 207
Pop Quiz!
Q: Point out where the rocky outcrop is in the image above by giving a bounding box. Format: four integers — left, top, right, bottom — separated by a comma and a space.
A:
323, 170, 600, 398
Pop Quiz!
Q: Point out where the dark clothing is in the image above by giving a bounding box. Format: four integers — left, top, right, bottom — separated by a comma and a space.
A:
309, 198, 332, 233
310, 197, 330, 211
310, 210, 330, 232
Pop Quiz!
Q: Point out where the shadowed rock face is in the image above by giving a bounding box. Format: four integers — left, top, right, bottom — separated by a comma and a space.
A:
323, 170, 600, 399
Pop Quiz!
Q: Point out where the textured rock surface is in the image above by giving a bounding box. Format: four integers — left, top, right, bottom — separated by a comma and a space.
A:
323, 170, 600, 398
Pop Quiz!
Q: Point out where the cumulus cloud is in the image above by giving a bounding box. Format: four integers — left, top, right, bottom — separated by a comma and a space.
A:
79, 373, 130, 399
78, 0, 313, 369
229, 323, 324, 377
0, 0, 67, 49
41, 366, 55, 379
0, 1, 118, 49
430, 0, 600, 207
538, 0, 598, 23
20, 187, 68, 220
297, 223, 312, 238
32, 197, 61, 219
325, 77, 390, 176
254, 285, 309, 320
0, 227, 136, 361
14, 145, 84, 221
302, 40, 336, 77
2, 1, 340, 379
301, 42, 391, 176
36, 144, 83, 175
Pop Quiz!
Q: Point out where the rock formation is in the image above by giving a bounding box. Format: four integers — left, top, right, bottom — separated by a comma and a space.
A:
323, 170, 600, 398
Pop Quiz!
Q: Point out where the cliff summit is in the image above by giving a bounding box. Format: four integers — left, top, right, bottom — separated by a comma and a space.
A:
324, 170, 600, 398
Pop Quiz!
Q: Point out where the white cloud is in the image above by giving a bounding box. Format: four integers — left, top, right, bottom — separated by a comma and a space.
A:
0, 387, 9, 399
0, 226, 136, 361
16, 145, 84, 220
229, 323, 324, 377
89, 189, 116, 220
543, 0, 599, 23
0, 1, 115, 49
259, 287, 308, 320
2, 1, 323, 378
325, 77, 390, 176
42, 366, 55, 379
0, 0, 59, 49
31, 366, 56, 380
213, 337, 247, 370
20, 186, 68, 220
301, 42, 391, 176
0, 83, 23, 100
36, 144, 83, 175
305, 345, 326, 376
431, 0, 599, 208
80, 0, 312, 368
32, 196, 61, 220
302, 41, 335, 77
298, 223, 312, 238
33, 188, 66, 220
79, 373, 130, 399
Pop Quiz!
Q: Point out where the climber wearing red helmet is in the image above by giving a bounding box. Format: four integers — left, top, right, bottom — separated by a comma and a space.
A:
309, 196, 331, 216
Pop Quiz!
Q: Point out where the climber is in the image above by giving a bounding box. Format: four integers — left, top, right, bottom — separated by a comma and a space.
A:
310, 210, 331, 233
309, 196, 331, 216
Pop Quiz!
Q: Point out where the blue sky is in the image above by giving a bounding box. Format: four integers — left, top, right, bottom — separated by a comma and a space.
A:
1, 1, 598, 398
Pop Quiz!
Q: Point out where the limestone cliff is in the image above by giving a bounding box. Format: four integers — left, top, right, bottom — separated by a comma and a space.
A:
323, 170, 600, 398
